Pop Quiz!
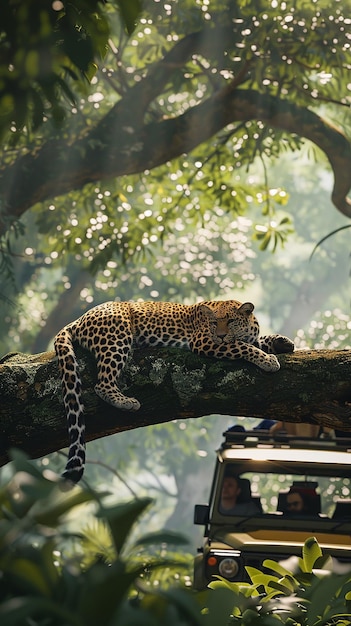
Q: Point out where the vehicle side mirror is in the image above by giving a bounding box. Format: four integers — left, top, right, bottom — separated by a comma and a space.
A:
194, 504, 209, 525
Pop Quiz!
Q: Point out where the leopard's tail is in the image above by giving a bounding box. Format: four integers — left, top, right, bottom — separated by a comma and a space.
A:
54, 325, 85, 483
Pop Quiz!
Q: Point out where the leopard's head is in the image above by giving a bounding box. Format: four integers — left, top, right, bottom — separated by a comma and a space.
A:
198, 300, 260, 345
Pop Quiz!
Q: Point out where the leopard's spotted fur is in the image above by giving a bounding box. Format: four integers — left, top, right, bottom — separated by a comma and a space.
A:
54, 299, 294, 482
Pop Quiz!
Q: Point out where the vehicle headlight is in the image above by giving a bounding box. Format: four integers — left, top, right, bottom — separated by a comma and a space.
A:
218, 557, 239, 578
206, 550, 241, 581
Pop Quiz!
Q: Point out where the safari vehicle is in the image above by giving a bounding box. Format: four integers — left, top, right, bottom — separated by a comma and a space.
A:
193, 428, 351, 589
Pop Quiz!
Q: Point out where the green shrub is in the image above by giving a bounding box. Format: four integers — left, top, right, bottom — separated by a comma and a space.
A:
1, 452, 351, 625
0, 452, 195, 625
204, 537, 351, 625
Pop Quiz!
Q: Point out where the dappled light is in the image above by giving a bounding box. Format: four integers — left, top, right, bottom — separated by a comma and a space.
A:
295, 309, 351, 350
0, 6, 351, 616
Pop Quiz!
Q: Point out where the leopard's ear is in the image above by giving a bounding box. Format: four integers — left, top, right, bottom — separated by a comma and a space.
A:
239, 302, 254, 316
198, 304, 215, 318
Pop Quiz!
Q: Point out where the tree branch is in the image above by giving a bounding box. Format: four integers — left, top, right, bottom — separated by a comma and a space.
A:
0, 347, 351, 468
1, 84, 351, 238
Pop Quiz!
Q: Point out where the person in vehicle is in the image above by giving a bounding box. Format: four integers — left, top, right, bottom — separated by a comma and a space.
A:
219, 475, 260, 515
285, 487, 319, 516
286, 490, 308, 514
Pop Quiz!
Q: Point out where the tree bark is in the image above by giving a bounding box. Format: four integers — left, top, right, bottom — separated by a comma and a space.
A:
0, 347, 351, 468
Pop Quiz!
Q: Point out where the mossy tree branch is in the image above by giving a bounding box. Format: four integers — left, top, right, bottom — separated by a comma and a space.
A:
1, 347, 351, 468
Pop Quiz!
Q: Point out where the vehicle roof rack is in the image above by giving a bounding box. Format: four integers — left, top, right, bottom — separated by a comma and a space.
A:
221, 428, 351, 451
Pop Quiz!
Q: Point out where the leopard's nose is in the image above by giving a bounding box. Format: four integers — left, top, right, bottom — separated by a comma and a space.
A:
216, 333, 227, 343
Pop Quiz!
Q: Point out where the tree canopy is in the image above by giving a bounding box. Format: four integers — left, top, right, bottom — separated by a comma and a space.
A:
1, 0, 350, 245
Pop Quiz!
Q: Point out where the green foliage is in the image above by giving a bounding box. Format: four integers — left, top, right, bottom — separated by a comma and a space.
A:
0, 0, 143, 141
0, 451, 194, 626
206, 537, 351, 625
0, 0, 104, 140
253, 215, 294, 252
1, 455, 351, 625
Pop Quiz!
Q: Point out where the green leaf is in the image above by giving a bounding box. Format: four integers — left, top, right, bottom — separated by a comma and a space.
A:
145, 587, 203, 626
31, 485, 100, 527
268, 578, 295, 595
54, 76, 77, 106
200, 587, 240, 626
263, 558, 296, 579
245, 565, 278, 589
6, 557, 53, 597
302, 537, 323, 573
9, 449, 44, 479
117, 0, 143, 35
97, 497, 153, 554
0, 597, 81, 625
78, 561, 142, 626
306, 574, 351, 625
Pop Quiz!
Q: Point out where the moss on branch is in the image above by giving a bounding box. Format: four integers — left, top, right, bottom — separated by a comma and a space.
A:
0, 347, 351, 467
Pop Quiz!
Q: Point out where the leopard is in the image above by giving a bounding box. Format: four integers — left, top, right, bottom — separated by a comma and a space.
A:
54, 299, 294, 483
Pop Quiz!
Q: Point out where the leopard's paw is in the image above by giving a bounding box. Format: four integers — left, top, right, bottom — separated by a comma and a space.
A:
120, 396, 141, 411
272, 335, 294, 354
260, 354, 280, 372
94, 384, 141, 411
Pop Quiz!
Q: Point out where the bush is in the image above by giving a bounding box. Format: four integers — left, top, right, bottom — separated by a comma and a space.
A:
204, 537, 351, 625
0, 451, 195, 625
1, 452, 351, 625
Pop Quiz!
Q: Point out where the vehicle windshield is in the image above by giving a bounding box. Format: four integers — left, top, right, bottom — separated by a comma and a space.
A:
218, 466, 351, 520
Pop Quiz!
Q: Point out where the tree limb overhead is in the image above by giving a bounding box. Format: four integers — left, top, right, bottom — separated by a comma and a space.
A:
0, 347, 351, 468
0, 17, 351, 241
1, 86, 351, 236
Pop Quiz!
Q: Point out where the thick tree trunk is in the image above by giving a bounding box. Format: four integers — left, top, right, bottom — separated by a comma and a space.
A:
0, 347, 351, 468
